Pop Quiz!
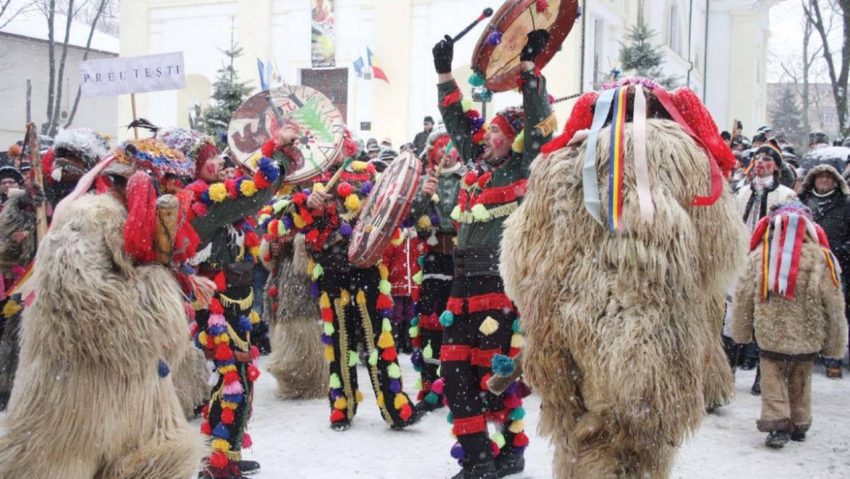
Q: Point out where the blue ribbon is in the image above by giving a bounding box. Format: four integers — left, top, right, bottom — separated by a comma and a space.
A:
583, 88, 617, 225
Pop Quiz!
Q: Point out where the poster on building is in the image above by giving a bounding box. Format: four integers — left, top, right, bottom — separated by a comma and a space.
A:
311, 0, 335, 68
79, 52, 185, 97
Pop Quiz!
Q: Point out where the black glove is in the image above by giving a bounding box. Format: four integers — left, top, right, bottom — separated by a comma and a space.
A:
520, 29, 550, 62
433, 35, 454, 74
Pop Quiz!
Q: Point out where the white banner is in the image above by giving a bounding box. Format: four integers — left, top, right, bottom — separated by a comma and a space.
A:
80, 52, 186, 97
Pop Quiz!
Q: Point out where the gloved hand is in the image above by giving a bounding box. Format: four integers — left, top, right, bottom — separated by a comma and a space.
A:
432, 35, 454, 74
520, 29, 551, 62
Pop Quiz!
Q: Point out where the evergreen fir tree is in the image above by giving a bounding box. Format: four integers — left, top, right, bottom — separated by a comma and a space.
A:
203, 29, 253, 149
619, 21, 678, 89
770, 86, 806, 149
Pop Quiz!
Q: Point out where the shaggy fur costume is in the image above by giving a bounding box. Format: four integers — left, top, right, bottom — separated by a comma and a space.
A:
173, 344, 212, 418
0, 193, 204, 479
262, 235, 326, 399
500, 119, 746, 478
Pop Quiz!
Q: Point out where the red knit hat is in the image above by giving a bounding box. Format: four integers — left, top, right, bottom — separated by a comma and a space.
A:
490, 107, 526, 142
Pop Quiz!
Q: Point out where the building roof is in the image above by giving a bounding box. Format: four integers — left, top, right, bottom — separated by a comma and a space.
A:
0, 0, 118, 53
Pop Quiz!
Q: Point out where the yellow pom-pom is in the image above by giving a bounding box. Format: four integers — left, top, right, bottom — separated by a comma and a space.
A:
221, 401, 238, 410
198, 331, 208, 345
249, 246, 260, 259
510, 334, 525, 349
214, 333, 230, 345
378, 264, 390, 280
324, 345, 335, 362
211, 438, 231, 452
356, 290, 367, 305
208, 183, 228, 203
511, 129, 525, 153
306, 259, 315, 275
293, 214, 306, 229
393, 393, 408, 410
355, 390, 364, 403
508, 420, 525, 434
219, 365, 237, 375
313, 183, 326, 194
377, 330, 394, 349
279, 183, 294, 195
340, 289, 351, 306
319, 292, 331, 310
376, 392, 385, 407
479, 316, 499, 336
351, 160, 368, 172
333, 397, 348, 410
249, 310, 260, 324
345, 194, 361, 212
240, 180, 257, 197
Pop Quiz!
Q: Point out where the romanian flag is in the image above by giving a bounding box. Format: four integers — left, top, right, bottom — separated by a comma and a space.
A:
353, 47, 389, 83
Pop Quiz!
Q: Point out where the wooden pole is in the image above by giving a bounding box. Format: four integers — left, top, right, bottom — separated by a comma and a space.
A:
25, 123, 48, 244
130, 93, 139, 139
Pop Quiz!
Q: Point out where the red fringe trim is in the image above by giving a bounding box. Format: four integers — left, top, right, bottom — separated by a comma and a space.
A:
447, 293, 515, 314
452, 415, 487, 436
470, 179, 527, 206
471, 348, 501, 368
441, 344, 471, 362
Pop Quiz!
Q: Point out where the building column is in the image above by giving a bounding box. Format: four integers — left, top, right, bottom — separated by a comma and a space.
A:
371, 0, 413, 147
237, 0, 272, 91
727, 9, 763, 134
118, 0, 150, 140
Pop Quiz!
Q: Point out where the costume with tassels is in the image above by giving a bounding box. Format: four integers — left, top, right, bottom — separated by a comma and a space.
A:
407, 131, 466, 412
731, 202, 847, 446
432, 30, 556, 477
183, 136, 293, 479
261, 135, 420, 431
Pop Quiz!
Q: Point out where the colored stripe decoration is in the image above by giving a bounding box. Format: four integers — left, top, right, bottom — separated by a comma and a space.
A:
607, 87, 628, 232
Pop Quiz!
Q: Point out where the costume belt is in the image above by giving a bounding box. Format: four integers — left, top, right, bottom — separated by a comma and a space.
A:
453, 246, 500, 277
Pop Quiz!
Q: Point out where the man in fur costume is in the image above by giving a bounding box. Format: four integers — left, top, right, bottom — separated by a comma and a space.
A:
407, 130, 466, 413
431, 29, 557, 479
0, 151, 206, 478
0, 127, 110, 411
500, 78, 746, 479
259, 223, 327, 399
731, 202, 848, 448
185, 131, 296, 479
261, 132, 422, 432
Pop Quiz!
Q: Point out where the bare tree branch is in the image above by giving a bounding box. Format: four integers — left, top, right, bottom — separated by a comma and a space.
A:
0, 0, 33, 30
48, 0, 75, 136
64, 0, 108, 129
803, 0, 850, 135
43, 0, 56, 135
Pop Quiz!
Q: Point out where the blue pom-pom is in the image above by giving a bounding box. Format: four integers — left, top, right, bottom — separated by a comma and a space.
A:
320, 333, 333, 345
282, 216, 294, 231
222, 393, 243, 404
491, 354, 515, 377
239, 316, 253, 333
410, 350, 423, 370
410, 316, 419, 327
509, 407, 526, 421
486, 30, 502, 46
390, 379, 402, 394
200, 191, 211, 205
157, 359, 170, 378
259, 157, 280, 182
330, 389, 343, 400
208, 325, 227, 336
310, 282, 321, 299
446, 412, 453, 424
430, 214, 440, 225
480, 89, 493, 102
339, 222, 353, 237
450, 442, 465, 460
439, 310, 455, 328
359, 181, 373, 196
425, 392, 439, 405
468, 72, 486, 87
212, 423, 230, 439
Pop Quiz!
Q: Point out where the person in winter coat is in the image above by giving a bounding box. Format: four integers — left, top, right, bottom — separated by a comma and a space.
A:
382, 227, 427, 353
732, 140, 798, 391
732, 202, 848, 448
798, 164, 850, 378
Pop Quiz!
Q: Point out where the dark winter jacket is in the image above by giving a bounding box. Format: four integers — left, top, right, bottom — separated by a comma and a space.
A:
799, 164, 850, 277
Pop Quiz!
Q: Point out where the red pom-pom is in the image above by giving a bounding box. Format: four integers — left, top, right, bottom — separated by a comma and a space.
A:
535, 0, 549, 12
250, 345, 261, 360
330, 409, 347, 423
205, 334, 216, 350
209, 452, 229, 469
321, 308, 334, 323
267, 286, 278, 298
247, 364, 261, 382
253, 171, 271, 190
223, 371, 240, 385
491, 441, 502, 457
299, 208, 314, 224
244, 231, 260, 248
477, 171, 492, 189
464, 171, 478, 186
503, 394, 522, 409
242, 432, 253, 449
513, 431, 529, 447
210, 298, 224, 315
381, 347, 398, 362
191, 201, 208, 218
200, 420, 212, 435
292, 192, 308, 206
366, 163, 377, 175
337, 181, 354, 198
480, 372, 492, 391
220, 408, 235, 425
213, 272, 227, 292
306, 229, 320, 244
376, 294, 393, 310
41, 148, 55, 182
261, 139, 277, 158
225, 179, 239, 199
399, 403, 413, 421
202, 403, 210, 418
214, 344, 234, 361
472, 130, 486, 144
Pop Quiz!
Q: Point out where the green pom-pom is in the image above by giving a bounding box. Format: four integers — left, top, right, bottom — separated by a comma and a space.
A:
417, 256, 426, 267
461, 97, 475, 112
413, 271, 424, 284
468, 72, 485, 87
414, 378, 422, 391
329, 373, 341, 389
423, 343, 433, 360
446, 412, 453, 424
410, 316, 420, 327
387, 363, 402, 379
323, 322, 335, 335
492, 432, 506, 449
512, 318, 521, 333
382, 317, 392, 332
272, 199, 290, 213
450, 205, 461, 221
509, 407, 526, 421
439, 310, 455, 328
425, 392, 439, 405
312, 263, 324, 280
409, 326, 419, 338
348, 351, 359, 367
379, 280, 392, 295
369, 349, 379, 366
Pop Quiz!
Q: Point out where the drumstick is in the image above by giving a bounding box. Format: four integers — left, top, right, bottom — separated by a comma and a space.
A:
324, 157, 354, 191
452, 7, 494, 43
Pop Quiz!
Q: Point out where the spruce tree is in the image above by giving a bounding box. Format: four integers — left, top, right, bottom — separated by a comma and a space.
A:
619, 21, 678, 89
770, 86, 806, 149
203, 30, 252, 149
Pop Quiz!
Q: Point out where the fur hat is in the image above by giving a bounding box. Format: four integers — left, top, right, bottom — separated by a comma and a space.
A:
0, 165, 23, 185
109, 139, 195, 183
491, 107, 526, 142
157, 127, 205, 159
801, 164, 849, 196
47, 128, 110, 182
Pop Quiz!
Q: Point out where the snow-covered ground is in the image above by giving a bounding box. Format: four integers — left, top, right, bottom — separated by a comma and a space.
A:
235, 357, 850, 479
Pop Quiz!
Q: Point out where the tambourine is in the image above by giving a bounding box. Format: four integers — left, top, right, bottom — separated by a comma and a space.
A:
471, 0, 579, 92
228, 85, 346, 184
348, 151, 422, 268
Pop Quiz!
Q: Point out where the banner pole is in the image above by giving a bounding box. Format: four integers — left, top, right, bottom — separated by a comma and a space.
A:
130, 93, 139, 139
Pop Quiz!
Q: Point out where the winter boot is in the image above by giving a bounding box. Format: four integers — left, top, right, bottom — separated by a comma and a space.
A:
451, 461, 499, 479
415, 398, 445, 413
751, 368, 761, 396
330, 419, 351, 432
237, 460, 260, 476
790, 429, 807, 442
495, 452, 525, 477
391, 404, 425, 430
765, 431, 790, 448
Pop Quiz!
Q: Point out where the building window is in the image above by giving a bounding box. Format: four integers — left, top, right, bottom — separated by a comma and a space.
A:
592, 17, 604, 87
667, 1, 682, 56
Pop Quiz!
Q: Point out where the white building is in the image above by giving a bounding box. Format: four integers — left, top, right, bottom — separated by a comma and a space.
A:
118, 0, 779, 146
0, 3, 119, 147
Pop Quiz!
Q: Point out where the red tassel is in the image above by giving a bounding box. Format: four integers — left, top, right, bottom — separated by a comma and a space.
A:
321, 308, 334, 323
214, 272, 227, 292
253, 171, 271, 190
209, 452, 229, 469
306, 229, 320, 244
247, 364, 261, 382
250, 345, 261, 360
205, 335, 215, 350
244, 231, 260, 248
330, 409, 346, 423
513, 431, 529, 447
491, 441, 502, 457
223, 371, 240, 384
376, 294, 393, 310
261, 139, 277, 158
200, 420, 212, 435
220, 408, 235, 425
399, 403, 413, 421
210, 298, 224, 314
381, 347, 398, 362
123, 172, 158, 263
214, 344, 233, 361
242, 432, 253, 449
267, 286, 278, 298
